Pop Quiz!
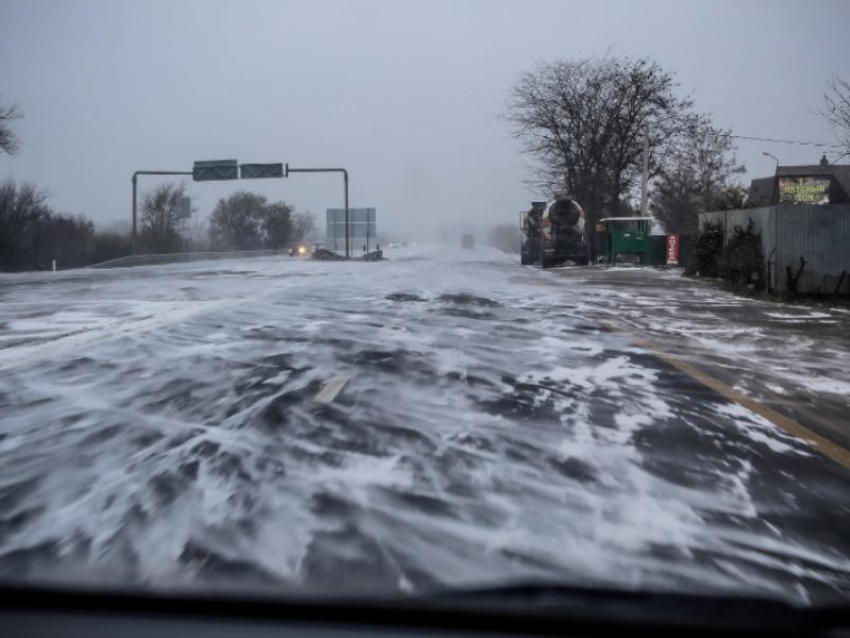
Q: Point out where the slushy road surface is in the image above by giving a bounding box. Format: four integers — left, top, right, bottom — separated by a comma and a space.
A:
0, 245, 848, 603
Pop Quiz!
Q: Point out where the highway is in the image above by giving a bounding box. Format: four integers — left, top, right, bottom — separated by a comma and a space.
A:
0, 245, 848, 603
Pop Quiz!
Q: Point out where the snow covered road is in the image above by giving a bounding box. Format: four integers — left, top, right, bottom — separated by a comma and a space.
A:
0, 245, 848, 604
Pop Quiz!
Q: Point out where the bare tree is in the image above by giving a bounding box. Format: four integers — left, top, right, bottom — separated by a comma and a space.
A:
291, 211, 317, 243
185, 216, 210, 251
0, 179, 122, 271
0, 94, 23, 155
714, 185, 748, 211
141, 182, 187, 253
687, 118, 745, 207
209, 191, 268, 250
650, 167, 700, 234
264, 201, 293, 249
208, 191, 297, 250
651, 117, 745, 233
0, 179, 50, 269
505, 56, 693, 252
820, 74, 850, 155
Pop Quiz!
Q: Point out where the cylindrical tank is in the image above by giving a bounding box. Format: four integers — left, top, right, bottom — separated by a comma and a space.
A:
520, 197, 587, 267
541, 198, 585, 241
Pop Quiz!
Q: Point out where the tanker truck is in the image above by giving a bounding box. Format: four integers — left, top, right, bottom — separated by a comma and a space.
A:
519, 197, 587, 267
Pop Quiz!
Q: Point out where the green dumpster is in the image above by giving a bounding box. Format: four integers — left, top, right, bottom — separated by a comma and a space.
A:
600, 217, 653, 265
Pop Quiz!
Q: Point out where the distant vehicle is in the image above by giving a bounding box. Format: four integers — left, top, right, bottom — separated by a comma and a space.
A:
461, 233, 475, 249
520, 197, 586, 267
288, 244, 308, 257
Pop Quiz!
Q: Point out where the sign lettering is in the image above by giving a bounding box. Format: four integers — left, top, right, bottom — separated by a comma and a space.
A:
666, 234, 679, 265
778, 177, 830, 205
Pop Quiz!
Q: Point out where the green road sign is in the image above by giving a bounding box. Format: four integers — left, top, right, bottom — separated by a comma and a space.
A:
193, 159, 238, 181
240, 163, 285, 179
175, 196, 191, 220
327, 208, 376, 239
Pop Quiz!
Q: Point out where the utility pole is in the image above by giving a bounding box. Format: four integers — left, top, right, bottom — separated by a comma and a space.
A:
640, 122, 650, 217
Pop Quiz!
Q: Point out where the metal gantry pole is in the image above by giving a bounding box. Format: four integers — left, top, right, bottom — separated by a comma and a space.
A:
344, 170, 349, 258
131, 164, 351, 257
131, 170, 192, 255
132, 174, 137, 255
286, 166, 350, 258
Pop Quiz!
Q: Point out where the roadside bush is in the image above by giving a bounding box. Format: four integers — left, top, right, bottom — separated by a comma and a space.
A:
36, 213, 95, 269
140, 182, 188, 254
86, 232, 132, 265
0, 179, 52, 271
718, 221, 765, 291
685, 220, 724, 277
0, 178, 134, 271
138, 227, 182, 254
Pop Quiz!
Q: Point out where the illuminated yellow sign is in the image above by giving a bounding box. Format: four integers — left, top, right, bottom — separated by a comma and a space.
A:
778, 177, 830, 205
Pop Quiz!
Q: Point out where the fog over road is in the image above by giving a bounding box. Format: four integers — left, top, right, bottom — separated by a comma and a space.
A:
0, 245, 848, 603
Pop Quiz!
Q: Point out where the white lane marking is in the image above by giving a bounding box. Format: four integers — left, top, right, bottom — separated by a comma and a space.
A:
263, 371, 292, 385
315, 376, 349, 404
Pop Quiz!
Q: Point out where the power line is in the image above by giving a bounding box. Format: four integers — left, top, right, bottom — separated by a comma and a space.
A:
702, 132, 843, 148
655, 113, 844, 148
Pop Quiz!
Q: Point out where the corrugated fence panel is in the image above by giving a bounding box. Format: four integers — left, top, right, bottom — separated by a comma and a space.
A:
699, 207, 776, 284
699, 207, 774, 244
698, 205, 850, 293
698, 210, 724, 228
773, 204, 850, 293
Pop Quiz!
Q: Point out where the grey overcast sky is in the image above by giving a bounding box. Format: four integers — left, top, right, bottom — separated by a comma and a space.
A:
1, 0, 848, 238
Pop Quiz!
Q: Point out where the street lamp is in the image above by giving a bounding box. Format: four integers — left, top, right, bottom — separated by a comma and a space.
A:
762, 151, 781, 168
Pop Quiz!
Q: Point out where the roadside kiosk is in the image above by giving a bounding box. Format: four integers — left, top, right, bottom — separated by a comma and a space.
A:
599, 217, 653, 265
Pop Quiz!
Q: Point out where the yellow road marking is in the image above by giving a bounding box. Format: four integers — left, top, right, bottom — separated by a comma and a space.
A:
594, 316, 850, 471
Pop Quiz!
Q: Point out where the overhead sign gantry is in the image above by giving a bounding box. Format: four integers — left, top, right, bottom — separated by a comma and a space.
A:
131, 160, 350, 257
